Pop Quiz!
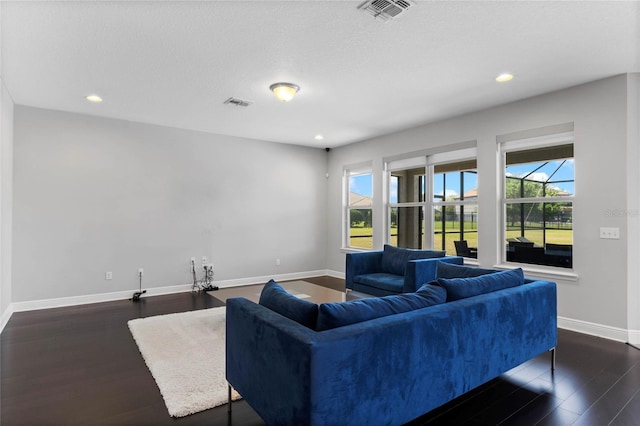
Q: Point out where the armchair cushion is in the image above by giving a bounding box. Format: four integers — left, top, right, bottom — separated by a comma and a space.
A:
380, 244, 445, 275
258, 279, 318, 329
316, 283, 446, 331
437, 268, 524, 302
352, 273, 405, 294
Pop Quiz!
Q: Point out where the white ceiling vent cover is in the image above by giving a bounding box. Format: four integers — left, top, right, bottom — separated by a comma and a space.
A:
224, 97, 253, 107
358, 0, 414, 22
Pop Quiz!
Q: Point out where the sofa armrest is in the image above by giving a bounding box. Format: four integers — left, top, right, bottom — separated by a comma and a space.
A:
345, 251, 383, 290
403, 256, 463, 293
226, 297, 316, 424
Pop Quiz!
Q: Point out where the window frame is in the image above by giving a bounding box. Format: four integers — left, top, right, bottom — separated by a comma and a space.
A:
427, 148, 478, 257
499, 131, 575, 270
343, 163, 374, 250
386, 157, 427, 249
384, 147, 478, 255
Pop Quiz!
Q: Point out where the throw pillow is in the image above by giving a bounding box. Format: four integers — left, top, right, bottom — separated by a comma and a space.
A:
316, 284, 446, 331
380, 244, 446, 276
437, 268, 524, 302
258, 279, 318, 329
436, 262, 498, 279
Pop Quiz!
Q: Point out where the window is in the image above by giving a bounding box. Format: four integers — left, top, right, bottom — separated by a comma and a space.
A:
501, 135, 574, 268
345, 166, 373, 249
429, 154, 478, 258
388, 163, 426, 249
385, 148, 477, 256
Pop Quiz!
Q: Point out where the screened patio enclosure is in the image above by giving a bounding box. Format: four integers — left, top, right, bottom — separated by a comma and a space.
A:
505, 143, 574, 268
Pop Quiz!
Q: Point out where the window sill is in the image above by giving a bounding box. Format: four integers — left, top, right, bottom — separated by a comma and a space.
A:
340, 247, 375, 254
493, 262, 578, 282
461, 258, 479, 266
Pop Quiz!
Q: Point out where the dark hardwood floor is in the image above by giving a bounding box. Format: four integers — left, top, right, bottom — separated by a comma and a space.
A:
2, 277, 639, 425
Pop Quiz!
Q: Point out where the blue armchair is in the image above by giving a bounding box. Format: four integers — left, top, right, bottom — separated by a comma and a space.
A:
346, 245, 464, 296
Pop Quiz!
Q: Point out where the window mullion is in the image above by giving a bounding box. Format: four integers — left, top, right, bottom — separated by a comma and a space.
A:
505, 196, 574, 204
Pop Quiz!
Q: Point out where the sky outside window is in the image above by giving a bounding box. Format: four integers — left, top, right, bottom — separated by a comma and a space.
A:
350, 174, 373, 197
506, 160, 574, 196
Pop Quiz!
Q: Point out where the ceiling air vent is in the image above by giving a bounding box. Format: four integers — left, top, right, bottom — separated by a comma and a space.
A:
358, 0, 414, 22
224, 97, 253, 107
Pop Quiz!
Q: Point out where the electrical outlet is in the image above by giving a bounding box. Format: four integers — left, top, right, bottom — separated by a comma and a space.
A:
599, 227, 620, 239
202, 256, 208, 265
138, 268, 144, 276
105, 271, 113, 280
276, 258, 281, 266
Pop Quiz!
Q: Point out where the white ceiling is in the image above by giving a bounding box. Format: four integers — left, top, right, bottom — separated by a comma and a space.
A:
1, 1, 639, 148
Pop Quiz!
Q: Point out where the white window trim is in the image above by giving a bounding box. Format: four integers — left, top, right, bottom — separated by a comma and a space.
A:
498, 131, 576, 275
428, 148, 478, 253
499, 131, 574, 152
427, 147, 478, 167
384, 145, 478, 251
343, 162, 373, 250
387, 170, 428, 246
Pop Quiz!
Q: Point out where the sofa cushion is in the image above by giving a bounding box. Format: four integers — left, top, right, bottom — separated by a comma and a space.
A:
436, 262, 498, 279
258, 280, 318, 329
380, 244, 446, 275
437, 268, 524, 302
353, 273, 405, 293
316, 284, 446, 331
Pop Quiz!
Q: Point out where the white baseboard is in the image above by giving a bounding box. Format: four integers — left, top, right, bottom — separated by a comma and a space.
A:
326, 269, 345, 279
10, 283, 194, 313
0, 270, 331, 324
1, 304, 14, 334
628, 329, 640, 346
214, 270, 329, 288
558, 316, 629, 343
2, 274, 636, 347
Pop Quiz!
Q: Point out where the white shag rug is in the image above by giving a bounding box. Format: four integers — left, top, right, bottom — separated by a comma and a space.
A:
128, 307, 240, 417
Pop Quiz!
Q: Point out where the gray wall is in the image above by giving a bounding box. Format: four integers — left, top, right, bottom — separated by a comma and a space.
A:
327, 74, 637, 333
12, 106, 328, 302
0, 80, 13, 318
5, 74, 639, 340
0, 80, 14, 322
1, 0, 15, 323
627, 73, 640, 341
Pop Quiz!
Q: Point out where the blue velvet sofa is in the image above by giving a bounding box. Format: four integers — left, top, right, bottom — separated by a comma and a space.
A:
226, 267, 557, 425
346, 244, 463, 296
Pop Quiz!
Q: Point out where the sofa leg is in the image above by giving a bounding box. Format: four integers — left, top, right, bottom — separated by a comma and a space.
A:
550, 347, 556, 372
227, 383, 233, 414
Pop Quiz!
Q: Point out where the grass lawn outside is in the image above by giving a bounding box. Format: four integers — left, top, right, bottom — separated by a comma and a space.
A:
506, 228, 573, 245
349, 225, 573, 255
349, 226, 373, 249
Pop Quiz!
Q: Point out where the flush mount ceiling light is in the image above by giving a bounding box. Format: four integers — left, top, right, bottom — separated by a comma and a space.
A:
495, 73, 514, 83
85, 94, 103, 103
269, 82, 300, 102
315, 134, 324, 141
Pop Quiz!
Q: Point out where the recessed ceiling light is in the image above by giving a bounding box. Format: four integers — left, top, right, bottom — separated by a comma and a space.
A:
495, 73, 514, 83
315, 134, 324, 141
85, 94, 103, 103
